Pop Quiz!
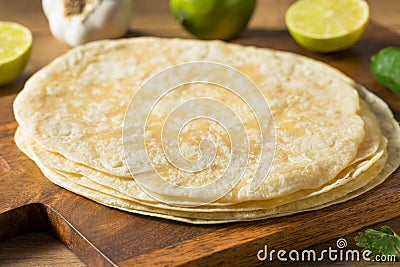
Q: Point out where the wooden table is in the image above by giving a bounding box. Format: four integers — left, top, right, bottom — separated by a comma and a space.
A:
0, 0, 399, 266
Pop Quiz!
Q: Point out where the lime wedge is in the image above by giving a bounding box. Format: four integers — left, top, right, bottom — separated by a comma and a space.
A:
0, 21, 32, 86
285, 0, 369, 53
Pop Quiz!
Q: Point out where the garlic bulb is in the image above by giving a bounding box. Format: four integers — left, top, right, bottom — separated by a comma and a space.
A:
42, 0, 132, 47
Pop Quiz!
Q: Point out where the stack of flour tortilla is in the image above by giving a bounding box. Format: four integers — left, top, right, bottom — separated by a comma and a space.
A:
14, 37, 399, 224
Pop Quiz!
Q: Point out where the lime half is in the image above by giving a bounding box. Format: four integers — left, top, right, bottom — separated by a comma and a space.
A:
0, 21, 32, 86
285, 0, 369, 53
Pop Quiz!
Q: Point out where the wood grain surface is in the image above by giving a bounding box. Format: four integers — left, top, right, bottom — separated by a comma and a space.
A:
1, 0, 400, 266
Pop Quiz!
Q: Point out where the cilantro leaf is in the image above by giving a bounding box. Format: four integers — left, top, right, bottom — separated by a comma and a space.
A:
355, 226, 400, 261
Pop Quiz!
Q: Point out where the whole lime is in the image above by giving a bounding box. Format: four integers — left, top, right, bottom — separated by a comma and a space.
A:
170, 0, 256, 40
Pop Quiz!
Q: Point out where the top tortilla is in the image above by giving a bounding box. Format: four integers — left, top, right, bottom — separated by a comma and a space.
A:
14, 37, 369, 203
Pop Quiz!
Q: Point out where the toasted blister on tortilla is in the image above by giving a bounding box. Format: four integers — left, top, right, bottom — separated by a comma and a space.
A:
13, 37, 400, 223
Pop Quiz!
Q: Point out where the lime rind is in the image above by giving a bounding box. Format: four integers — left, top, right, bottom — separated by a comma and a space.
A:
170, 0, 256, 41
288, 20, 368, 53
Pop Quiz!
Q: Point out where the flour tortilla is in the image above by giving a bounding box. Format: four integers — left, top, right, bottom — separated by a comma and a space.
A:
13, 92, 398, 223
14, 37, 365, 203
15, 127, 387, 214
13, 129, 390, 224
13, 37, 400, 223
14, 98, 383, 211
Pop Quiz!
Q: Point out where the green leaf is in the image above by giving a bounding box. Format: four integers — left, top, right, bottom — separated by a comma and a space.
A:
355, 226, 400, 262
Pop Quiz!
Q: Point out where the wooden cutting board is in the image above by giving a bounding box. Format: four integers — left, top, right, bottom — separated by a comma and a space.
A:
1, 22, 400, 266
